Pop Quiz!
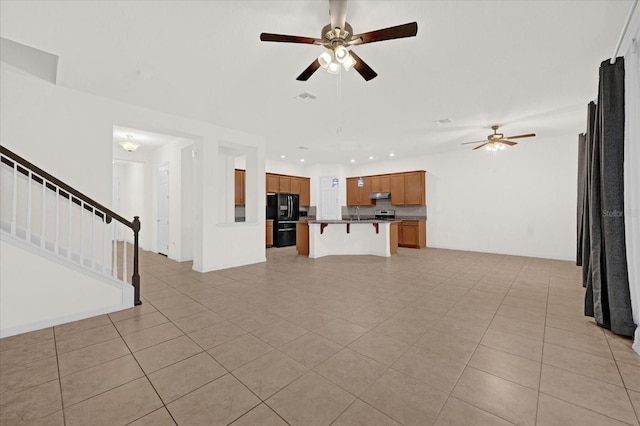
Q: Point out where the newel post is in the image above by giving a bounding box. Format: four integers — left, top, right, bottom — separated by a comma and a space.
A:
132, 216, 142, 306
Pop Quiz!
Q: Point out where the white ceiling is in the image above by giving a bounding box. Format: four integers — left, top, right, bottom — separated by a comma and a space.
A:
0, 1, 634, 165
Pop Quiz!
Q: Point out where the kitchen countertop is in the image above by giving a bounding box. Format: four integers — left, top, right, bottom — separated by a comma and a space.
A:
307, 219, 401, 224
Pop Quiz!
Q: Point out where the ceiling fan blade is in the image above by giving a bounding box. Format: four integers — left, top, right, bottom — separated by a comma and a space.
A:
329, 0, 347, 30
461, 140, 488, 145
505, 133, 536, 140
472, 143, 489, 150
501, 140, 518, 146
296, 59, 322, 81
348, 51, 378, 81
351, 22, 418, 45
260, 33, 320, 44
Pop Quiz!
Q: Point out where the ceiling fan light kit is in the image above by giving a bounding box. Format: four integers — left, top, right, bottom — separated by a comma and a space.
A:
259, 0, 418, 81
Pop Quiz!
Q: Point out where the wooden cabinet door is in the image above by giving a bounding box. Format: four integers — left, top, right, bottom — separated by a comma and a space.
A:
404, 171, 425, 205
235, 169, 245, 206
402, 221, 420, 247
266, 174, 279, 193
380, 175, 391, 193
266, 221, 273, 247
300, 178, 311, 206
346, 177, 359, 206
361, 177, 374, 205
397, 222, 405, 245
371, 176, 381, 193
290, 177, 301, 195
390, 174, 405, 205
279, 176, 291, 193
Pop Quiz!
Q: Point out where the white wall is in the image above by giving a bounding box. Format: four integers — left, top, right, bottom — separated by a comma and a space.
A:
0, 239, 132, 337
1, 63, 266, 273
350, 134, 577, 260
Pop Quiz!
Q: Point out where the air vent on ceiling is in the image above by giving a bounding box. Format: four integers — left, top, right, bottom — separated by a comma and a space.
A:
435, 118, 452, 125
295, 92, 317, 103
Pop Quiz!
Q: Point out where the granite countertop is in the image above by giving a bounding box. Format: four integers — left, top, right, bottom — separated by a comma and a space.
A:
307, 219, 401, 224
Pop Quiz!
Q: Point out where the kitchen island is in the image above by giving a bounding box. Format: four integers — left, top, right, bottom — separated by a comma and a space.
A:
298, 220, 399, 258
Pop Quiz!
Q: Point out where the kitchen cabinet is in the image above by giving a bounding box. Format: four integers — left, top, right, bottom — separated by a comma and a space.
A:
390, 171, 425, 206
296, 223, 309, 256
290, 177, 301, 195
266, 173, 280, 193
279, 176, 291, 193
235, 169, 245, 206
346, 177, 374, 206
404, 172, 425, 205
390, 174, 406, 205
300, 178, 311, 206
266, 220, 273, 247
266, 173, 312, 206
371, 175, 391, 193
398, 220, 426, 248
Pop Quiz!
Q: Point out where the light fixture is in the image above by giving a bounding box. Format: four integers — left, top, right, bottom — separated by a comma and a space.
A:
369, 155, 374, 160
300, 158, 305, 162
389, 152, 395, 157
350, 159, 355, 163
485, 142, 506, 152
119, 135, 140, 152
317, 45, 357, 75
280, 155, 286, 159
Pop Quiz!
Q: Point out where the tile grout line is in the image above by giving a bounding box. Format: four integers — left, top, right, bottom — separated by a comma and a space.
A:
533, 259, 553, 426
52, 327, 67, 426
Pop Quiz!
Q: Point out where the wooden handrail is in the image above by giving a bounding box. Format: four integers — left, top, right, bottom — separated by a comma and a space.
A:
0, 145, 133, 229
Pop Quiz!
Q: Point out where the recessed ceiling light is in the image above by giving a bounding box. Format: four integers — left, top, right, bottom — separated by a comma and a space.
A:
280, 155, 286, 159
300, 158, 305, 162
369, 155, 374, 160
350, 159, 355, 163
389, 153, 395, 157
435, 118, 452, 125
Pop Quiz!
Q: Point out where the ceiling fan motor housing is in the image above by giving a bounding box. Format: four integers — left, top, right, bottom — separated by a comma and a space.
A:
321, 23, 353, 48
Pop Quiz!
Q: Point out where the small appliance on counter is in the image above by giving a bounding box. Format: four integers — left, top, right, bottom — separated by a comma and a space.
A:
267, 193, 300, 247
374, 210, 396, 220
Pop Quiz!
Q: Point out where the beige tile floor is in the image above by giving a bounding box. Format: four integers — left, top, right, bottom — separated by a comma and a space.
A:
1, 246, 639, 426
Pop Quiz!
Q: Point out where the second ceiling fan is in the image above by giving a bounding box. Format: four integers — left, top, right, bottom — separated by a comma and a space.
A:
259, 0, 418, 81
462, 125, 536, 151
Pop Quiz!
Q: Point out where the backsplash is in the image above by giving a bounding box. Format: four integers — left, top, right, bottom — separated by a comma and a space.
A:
341, 199, 427, 219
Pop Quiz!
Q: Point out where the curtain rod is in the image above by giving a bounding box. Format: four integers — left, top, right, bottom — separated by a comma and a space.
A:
611, 0, 639, 64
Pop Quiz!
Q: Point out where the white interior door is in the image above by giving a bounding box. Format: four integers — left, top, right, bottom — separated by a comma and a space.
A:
157, 163, 169, 255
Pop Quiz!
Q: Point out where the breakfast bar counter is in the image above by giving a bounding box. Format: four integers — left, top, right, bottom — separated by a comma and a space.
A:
302, 220, 399, 258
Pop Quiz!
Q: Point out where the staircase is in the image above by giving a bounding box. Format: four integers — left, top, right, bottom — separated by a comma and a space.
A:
0, 145, 141, 338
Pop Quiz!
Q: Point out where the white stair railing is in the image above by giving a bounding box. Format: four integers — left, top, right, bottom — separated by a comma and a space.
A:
0, 145, 141, 305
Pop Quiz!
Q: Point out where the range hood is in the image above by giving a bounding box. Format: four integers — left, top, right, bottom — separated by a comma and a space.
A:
369, 192, 391, 200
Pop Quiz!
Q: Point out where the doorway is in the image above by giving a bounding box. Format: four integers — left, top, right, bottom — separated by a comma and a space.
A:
157, 163, 169, 255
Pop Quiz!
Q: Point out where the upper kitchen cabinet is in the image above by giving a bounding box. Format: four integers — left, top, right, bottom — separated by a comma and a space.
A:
265, 173, 311, 206
391, 171, 425, 206
290, 177, 301, 195
266, 173, 280, 193
371, 175, 390, 193
300, 177, 310, 206
350, 171, 425, 206
235, 169, 245, 206
279, 175, 291, 193
346, 177, 374, 206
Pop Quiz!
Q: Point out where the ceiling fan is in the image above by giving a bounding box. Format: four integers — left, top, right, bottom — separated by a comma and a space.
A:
462, 125, 536, 151
259, 0, 418, 81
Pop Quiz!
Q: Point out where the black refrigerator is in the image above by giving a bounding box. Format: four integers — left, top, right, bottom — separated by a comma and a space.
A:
267, 193, 299, 247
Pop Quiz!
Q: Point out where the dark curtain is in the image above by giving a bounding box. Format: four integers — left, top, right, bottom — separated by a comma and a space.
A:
580, 58, 636, 337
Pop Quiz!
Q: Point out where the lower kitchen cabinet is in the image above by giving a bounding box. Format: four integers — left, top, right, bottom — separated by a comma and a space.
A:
398, 220, 426, 248
296, 223, 309, 256
266, 220, 273, 247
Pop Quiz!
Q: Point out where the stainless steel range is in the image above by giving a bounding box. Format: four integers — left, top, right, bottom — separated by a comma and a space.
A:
374, 210, 396, 220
